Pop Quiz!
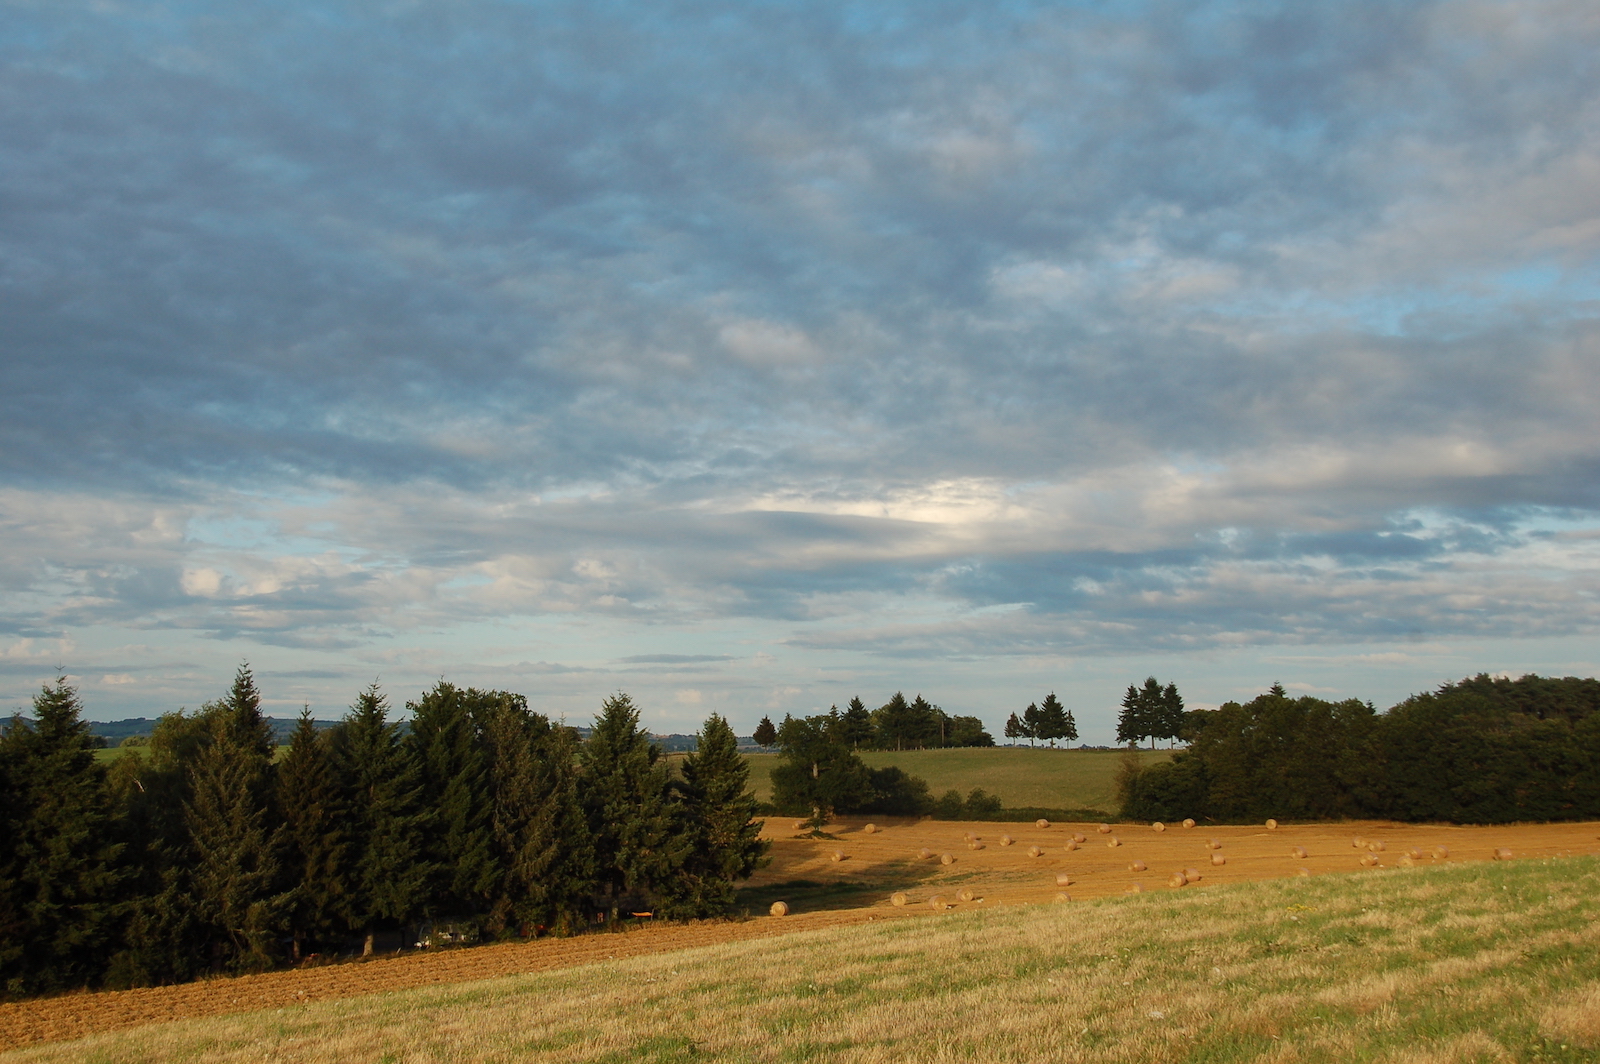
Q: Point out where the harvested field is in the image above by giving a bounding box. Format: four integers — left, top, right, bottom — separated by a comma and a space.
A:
2, 817, 1597, 1052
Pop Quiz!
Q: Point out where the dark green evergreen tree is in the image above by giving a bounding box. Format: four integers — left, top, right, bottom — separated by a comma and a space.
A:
0, 678, 123, 997
667, 714, 767, 918
1035, 693, 1070, 747
483, 698, 594, 936
276, 709, 349, 959
1003, 711, 1024, 744
751, 716, 778, 750
407, 682, 495, 919
1022, 702, 1041, 746
331, 684, 431, 954
836, 697, 874, 749
872, 692, 918, 751
579, 693, 687, 920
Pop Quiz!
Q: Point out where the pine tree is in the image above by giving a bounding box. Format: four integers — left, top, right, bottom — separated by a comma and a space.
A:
668, 714, 767, 918
752, 716, 777, 750
580, 693, 687, 920
836, 697, 874, 749
332, 684, 431, 954
407, 682, 495, 920
1036, 693, 1070, 747
1003, 712, 1023, 744
276, 709, 349, 959
483, 698, 594, 936
1022, 702, 1041, 746
0, 678, 123, 996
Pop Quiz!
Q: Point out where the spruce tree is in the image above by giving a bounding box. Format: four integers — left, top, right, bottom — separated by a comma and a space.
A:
669, 714, 767, 918
752, 716, 777, 750
332, 684, 430, 954
0, 678, 123, 996
407, 682, 495, 920
483, 698, 594, 936
579, 693, 686, 920
276, 709, 349, 959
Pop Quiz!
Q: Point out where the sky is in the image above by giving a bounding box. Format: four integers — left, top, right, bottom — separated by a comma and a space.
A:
3, 1, 1598, 741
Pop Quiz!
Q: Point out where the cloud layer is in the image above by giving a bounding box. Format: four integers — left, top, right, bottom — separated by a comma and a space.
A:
3, 1, 1598, 733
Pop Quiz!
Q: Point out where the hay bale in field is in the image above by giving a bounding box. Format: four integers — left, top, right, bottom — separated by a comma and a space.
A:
1406, 848, 1422, 860
863, 823, 877, 834
1182, 818, 1196, 829
957, 887, 976, 902
1184, 868, 1202, 883
919, 848, 934, 860
770, 901, 790, 916
1494, 847, 1513, 861
1152, 822, 1166, 832
1054, 892, 1072, 903
1210, 853, 1226, 866
1207, 838, 1222, 850
1036, 819, 1051, 828
1097, 823, 1113, 834
1359, 854, 1379, 868
1056, 872, 1073, 886
1065, 839, 1079, 852
964, 831, 977, 841
1072, 833, 1087, 843
1168, 872, 1187, 888
1265, 819, 1278, 830
831, 851, 846, 862
1432, 845, 1449, 859
1107, 836, 1121, 848
968, 841, 985, 850
929, 895, 948, 911
1398, 855, 1415, 867
941, 852, 956, 865
1297, 867, 1311, 877
890, 892, 908, 907
999, 835, 1014, 846
1126, 882, 1144, 894
1291, 846, 1308, 859
1028, 845, 1043, 858
1352, 836, 1366, 848
1130, 859, 1147, 872
1368, 840, 1386, 852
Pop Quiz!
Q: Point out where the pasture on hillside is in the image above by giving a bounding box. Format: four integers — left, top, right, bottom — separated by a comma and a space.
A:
741, 746, 1175, 814
5, 855, 1596, 1063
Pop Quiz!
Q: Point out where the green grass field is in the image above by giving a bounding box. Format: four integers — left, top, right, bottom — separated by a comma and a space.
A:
742, 746, 1174, 813
11, 856, 1596, 1063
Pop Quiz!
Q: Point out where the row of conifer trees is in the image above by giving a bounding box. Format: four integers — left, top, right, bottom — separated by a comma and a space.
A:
0, 668, 766, 999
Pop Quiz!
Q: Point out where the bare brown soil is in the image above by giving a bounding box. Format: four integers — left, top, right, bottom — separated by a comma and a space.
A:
4, 817, 1597, 1053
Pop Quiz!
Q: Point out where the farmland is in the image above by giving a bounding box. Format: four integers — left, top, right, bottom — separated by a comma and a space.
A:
3, 817, 1597, 1059
740, 746, 1174, 812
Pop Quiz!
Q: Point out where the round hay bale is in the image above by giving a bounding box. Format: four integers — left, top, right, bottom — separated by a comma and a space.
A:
967, 841, 985, 851
1359, 854, 1378, 868
1056, 872, 1073, 886
1073, 833, 1087, 843
1406, 848, 1422, 860
1107, 836, 1121, 848
1397, 855, 1415, 867
999, 835, 1014, 847
770, 901, 789, 916
964, 832, 976, 841
1036, 818, 1051, 829
1152, 822, 1166, 832
1297, 867, 1311, 877
1368, 840, 1386, 853
928, 895, 947, 911
919, 847, 935, 860
863, 823, 877, 835
940, 852, 956, 865
1184, 868, 1202, 882
1265, 819, 1278, 830
1097, 823, 1112, 834
1182, 818, 1196, 829
1494, 847, 1512, 861
1210, 853, 1226, 866
1028, 845, 1043, 858
1352, 836, 1366, 849
1064, 839, 1079, 852
890, 891, 908, 907
1053, 891, 1072, 904
831, 850, 845, 862
1126, 882, 1144, 894
1168, 872, 1187, 888
1207, 838, 1222, 850
1291, 845, 1308, 859
957, 887, 976, 902
794, 821, 808, 831
1130, 859, 1147, 872
1432, 845, 1449, 859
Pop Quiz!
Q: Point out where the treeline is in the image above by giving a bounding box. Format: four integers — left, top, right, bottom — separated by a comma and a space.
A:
753, 693, 993, 753
1119, 674, 1600, 824
0, 669, 765, 999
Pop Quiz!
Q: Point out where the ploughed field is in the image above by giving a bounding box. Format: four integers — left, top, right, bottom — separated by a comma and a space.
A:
3, 817, 1598, 1054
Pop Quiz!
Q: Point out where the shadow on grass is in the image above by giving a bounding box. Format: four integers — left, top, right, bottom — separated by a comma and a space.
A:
736, 865, 945, 915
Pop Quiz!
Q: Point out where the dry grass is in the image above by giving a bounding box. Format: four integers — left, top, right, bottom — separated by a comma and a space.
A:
8, 857, 1598, 1064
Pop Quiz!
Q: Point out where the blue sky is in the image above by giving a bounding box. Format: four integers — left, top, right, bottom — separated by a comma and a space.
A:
3, 1, 1598, 740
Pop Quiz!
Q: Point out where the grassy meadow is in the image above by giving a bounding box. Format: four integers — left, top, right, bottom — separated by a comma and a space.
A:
741, 746, 1175, 813
14, 855, 1597, 1063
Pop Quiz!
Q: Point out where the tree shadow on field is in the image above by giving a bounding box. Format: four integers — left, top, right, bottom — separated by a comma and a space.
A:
736, 860, 946, 915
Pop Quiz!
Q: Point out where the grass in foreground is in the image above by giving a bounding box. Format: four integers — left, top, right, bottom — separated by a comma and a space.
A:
743, 746, 1173, 812
10, 856, 1598, 1063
